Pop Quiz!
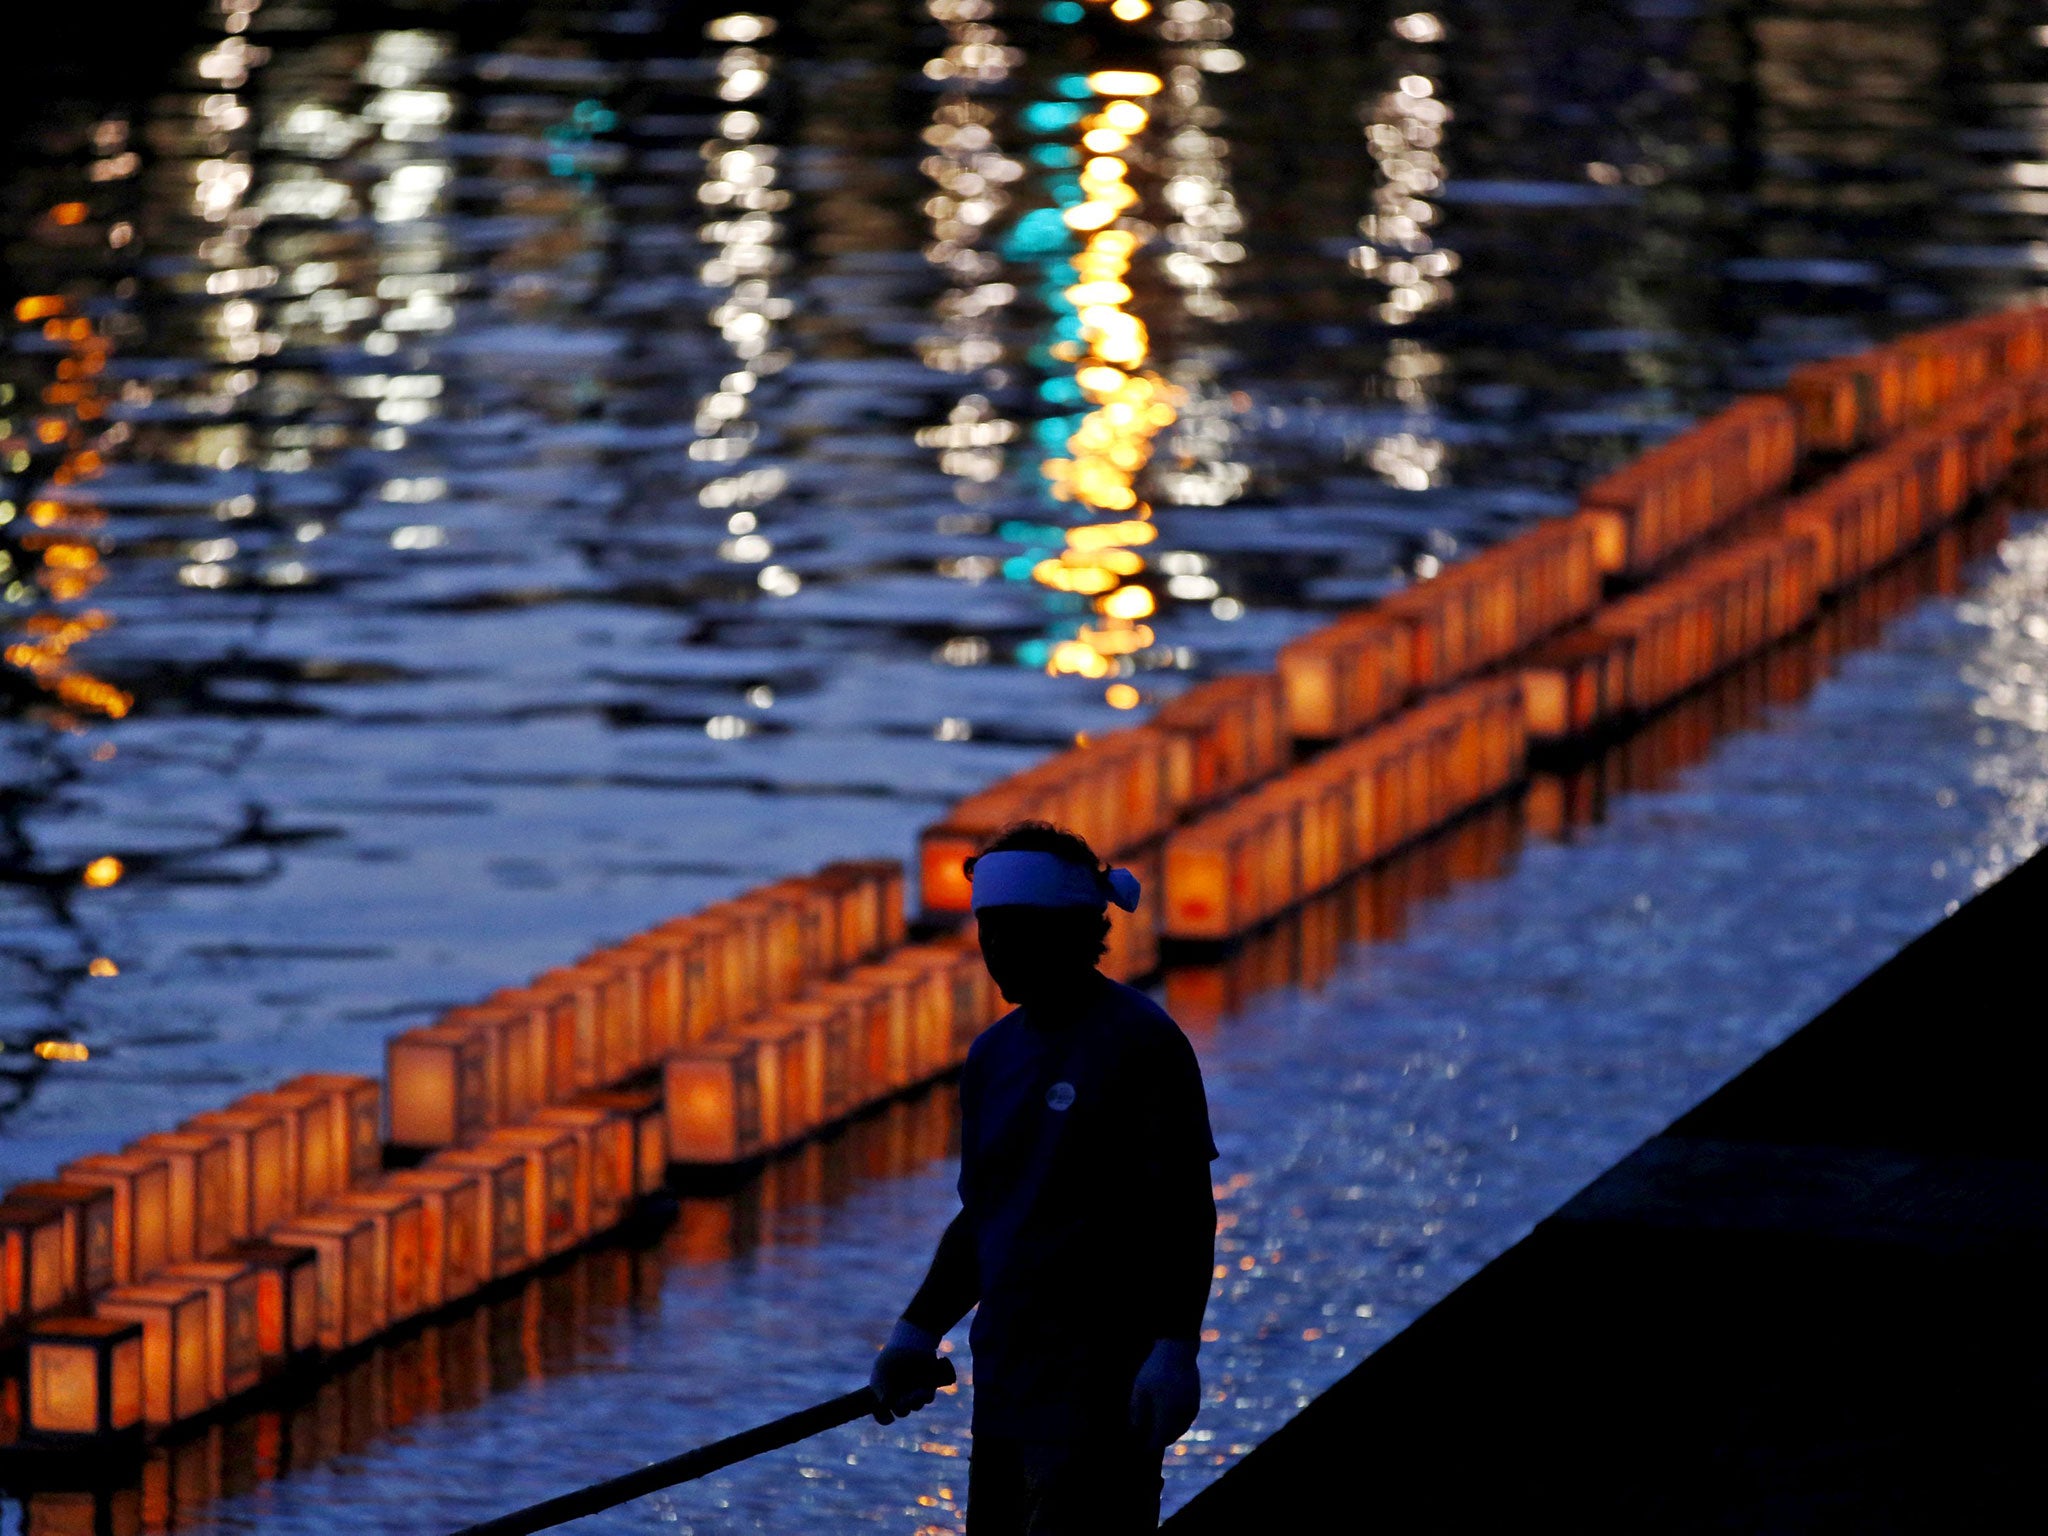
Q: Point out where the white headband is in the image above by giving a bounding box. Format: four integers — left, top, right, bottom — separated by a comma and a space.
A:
969, 850, 1142, 913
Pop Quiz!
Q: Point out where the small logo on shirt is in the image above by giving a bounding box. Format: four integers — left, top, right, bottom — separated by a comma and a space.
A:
1045, 1081, 1077, 1112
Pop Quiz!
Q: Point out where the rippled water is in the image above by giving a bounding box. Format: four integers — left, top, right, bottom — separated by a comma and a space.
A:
5, 2, 2048, 1529
8, 515, 2036, 1535
4, 1, 2046, 1167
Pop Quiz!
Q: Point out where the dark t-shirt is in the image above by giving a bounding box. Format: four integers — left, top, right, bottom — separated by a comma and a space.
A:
948, 976, 1218, 1439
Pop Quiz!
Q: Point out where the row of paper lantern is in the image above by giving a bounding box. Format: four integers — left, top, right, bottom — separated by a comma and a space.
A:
916, 304, 2048, 947
14, 305, 2047, 1450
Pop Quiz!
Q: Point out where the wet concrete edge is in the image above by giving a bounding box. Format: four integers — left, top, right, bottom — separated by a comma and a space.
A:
1165, 842, 2048, 1529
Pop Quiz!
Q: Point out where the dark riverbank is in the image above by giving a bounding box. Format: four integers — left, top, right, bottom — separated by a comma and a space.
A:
1167, 838, 2048, 1530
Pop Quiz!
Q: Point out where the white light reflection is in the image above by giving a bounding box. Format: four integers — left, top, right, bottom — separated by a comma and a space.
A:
696, 17, 795, 590
1355, 14, 1456, 493
917, 1, 1025, 510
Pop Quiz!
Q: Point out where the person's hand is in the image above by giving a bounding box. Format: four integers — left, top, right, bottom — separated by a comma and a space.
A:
869, 1319, 943, 1424
1129, 1338, 1201, 1451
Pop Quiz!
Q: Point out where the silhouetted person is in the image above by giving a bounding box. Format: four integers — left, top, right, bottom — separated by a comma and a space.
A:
869, 822, 1219, 1533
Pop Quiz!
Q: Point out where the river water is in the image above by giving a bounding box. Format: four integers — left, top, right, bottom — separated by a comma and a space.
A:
3, 2, 2048, 1530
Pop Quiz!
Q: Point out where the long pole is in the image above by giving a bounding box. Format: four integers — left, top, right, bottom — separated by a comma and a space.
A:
446, 1361, 956, 1536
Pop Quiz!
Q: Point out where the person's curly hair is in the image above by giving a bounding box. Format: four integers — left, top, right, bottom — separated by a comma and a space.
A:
965, 820, 1113, 961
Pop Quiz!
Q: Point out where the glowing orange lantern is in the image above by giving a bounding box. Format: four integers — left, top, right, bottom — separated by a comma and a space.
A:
775, 999, 852, 1123
916, 825, 981, 917
26, 1316, 144, 1441
386, 1022, 492, 1151
532, 1103, 635, 1231
733, 1015, 822, 1149
1, 1197, 70, 1323
8, 1179, 115, 1298
157, 1261, 261, 1402
866, 954, 952, 1082
59, 1152, 170, 1285
695, 906, 764, 1028
868, 860, 909, 950
617, 933, 686, 1057
587, 955, 647, 1082
281, 1074, 383, 1189
93, 1281, 211, 1426
236, 1085, 338, 1213
129, 1131, 233, 1264
483, 1124, 582, 1257
574, 1088, 668, 1198
649, 918, 723, 1043
663, 1040, 765, 1166
534, 966, 603, 1101
184, 1105, 292, 1240
720, 892, 798, 1009
329, 1186, 424, 1328
425, 1144, 530, 1280
474, 991, 548, 1123
269, 1211, 379, 1351
224, 1238, 319, 1371
384, 1166, 484, 1308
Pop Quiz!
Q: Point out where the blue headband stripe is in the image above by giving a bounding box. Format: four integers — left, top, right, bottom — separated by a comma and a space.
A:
969, 850, 1142, 913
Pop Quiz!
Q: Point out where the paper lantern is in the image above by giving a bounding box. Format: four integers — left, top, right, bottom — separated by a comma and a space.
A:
731, 1017, 819, 1149
663, 1040, 764, 1166
158, 1262, 261, 1402
939, 935, 997, 1060
475, 991, 548, 1123
385, 1166, 484, 1308
819, 860, 901, 958
385, 1022, 492, 1151
534, 967, 603, 1101
651, 919, 721, 1043
130, 1131, 233, 1264
425, 1144, 530, 1279
772, 877, 841, 980
26, 1316, 144, 1441
184, 1106, 291, 1240
94, 1281, 211, 1426
225, 1239, 319, 1370
236, 1086, 337, 1213
915, 825, 981, 917
813, 975, 906, 1099
532, 1105, 634, 1232
726, 890, 806, 1006
1, 1197, 70, 1323
865, 957, 951, 1083
617, 932, 686, 1057
590, 952, 648, 1078
8, 1179, 115, 1297
58, 1152, 171, 1286
269, 1211, 379, 1351
776, 998, 854, 1123
281, 1073, 383, 1189
330, 1186, 424, 1328
575, 1089, 668, 1198
482, 1124, 582, 1258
